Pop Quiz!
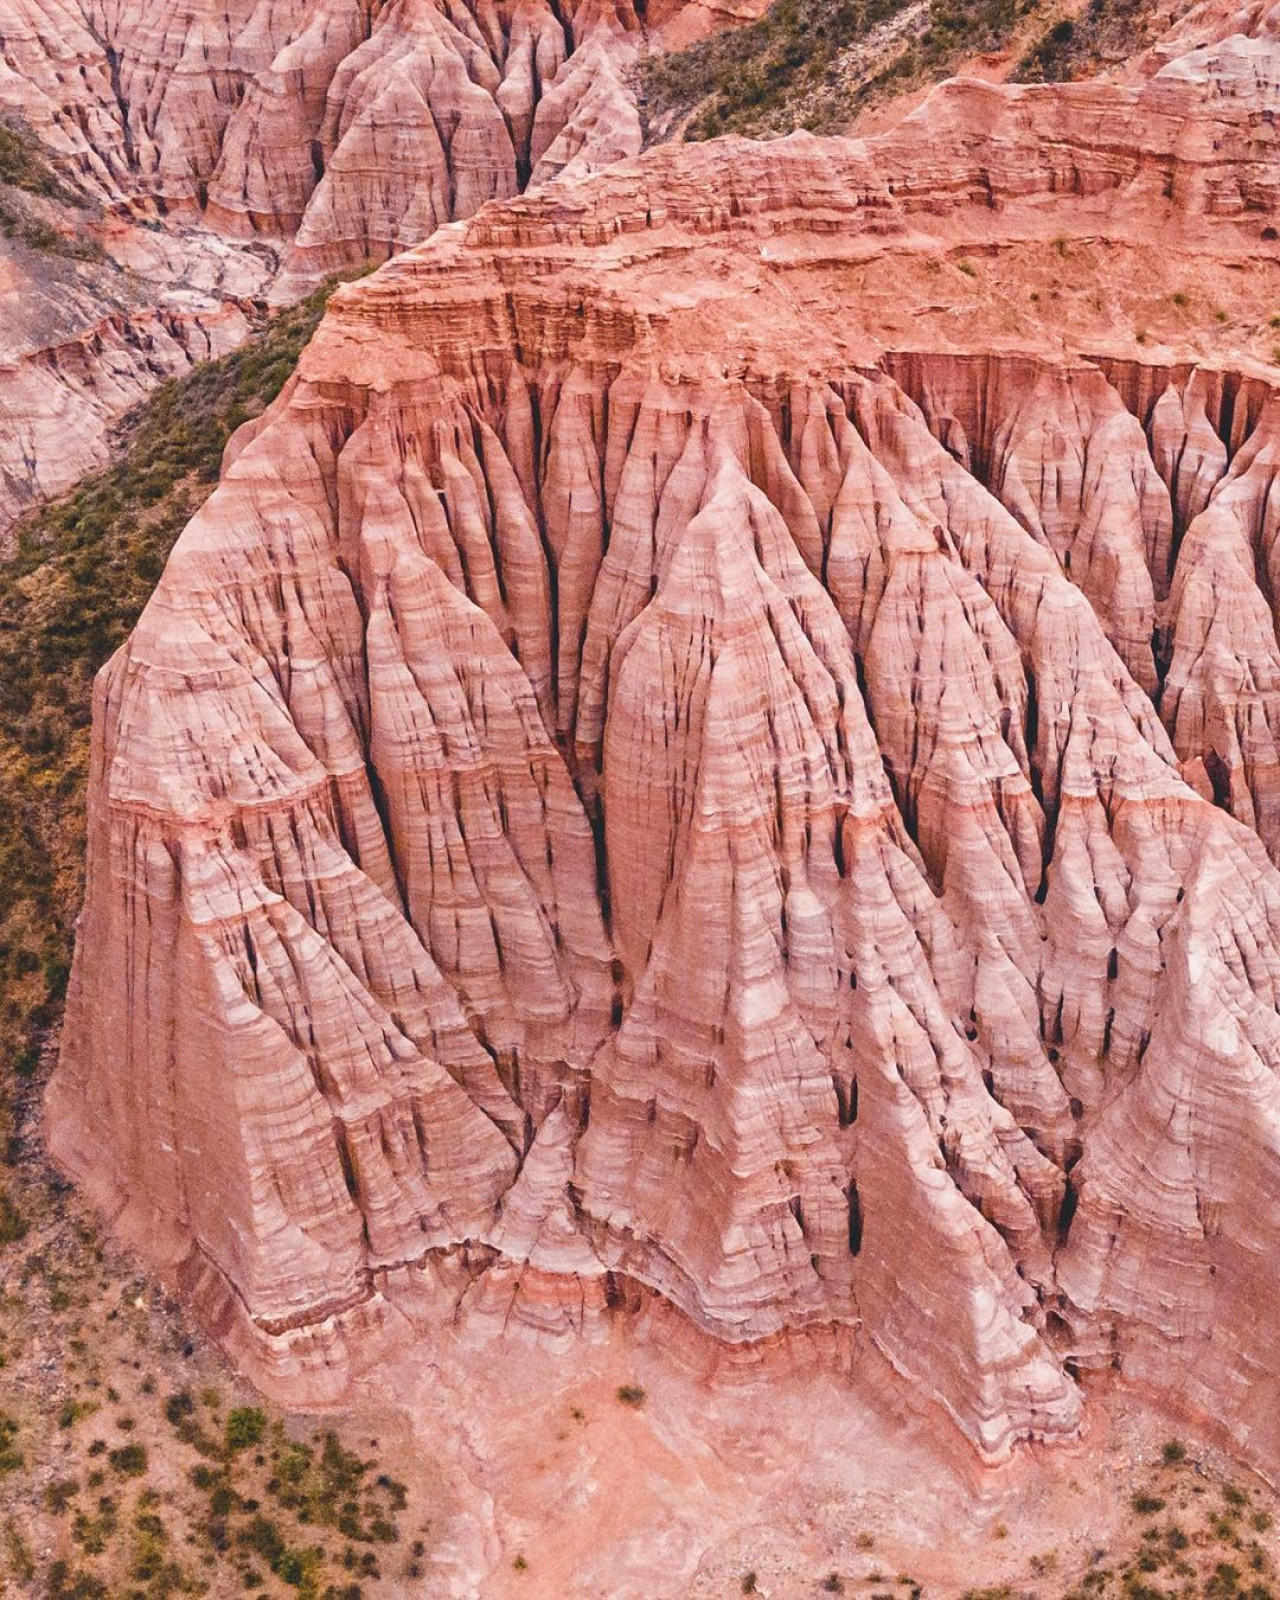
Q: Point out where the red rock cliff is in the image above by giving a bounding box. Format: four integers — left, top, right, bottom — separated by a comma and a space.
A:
47, 27, 1280, 1466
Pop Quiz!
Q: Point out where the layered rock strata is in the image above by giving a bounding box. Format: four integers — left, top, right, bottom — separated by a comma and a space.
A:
0, 218, 270, 540
0, 0, 666, 530
0, 0, 651, 288
47, 22, 1280, 1466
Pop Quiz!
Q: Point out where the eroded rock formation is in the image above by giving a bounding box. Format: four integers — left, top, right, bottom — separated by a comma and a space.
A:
0, 0, 664, 531
1, 0, 649, 276
46, 9, 1280, 1467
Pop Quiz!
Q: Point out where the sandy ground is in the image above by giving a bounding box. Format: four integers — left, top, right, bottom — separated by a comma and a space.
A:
347, 1290, 1278, 1599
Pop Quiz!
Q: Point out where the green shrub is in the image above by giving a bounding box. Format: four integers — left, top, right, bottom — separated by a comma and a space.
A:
0, 1189, 26, 1244
239, 1514, 286, 1564
108, 1442, 148, 1477
165, 1390, 196, 1426
48, 1560, 109, 1600
227, 1406, 268, 1452
46, 1477, 80, 1512
276, 1544, 322, 1588
0, 1412, 21, 1473
72, 1497, 118, 1554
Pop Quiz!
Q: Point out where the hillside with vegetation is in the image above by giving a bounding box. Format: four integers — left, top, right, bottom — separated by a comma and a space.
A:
639, 0, 1163, 140
0, 116, 100, 258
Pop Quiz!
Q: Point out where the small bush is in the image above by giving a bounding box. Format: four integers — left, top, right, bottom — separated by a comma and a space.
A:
616, 1384, 647, 1407
277, 1546, 322, 1588
72, 1497, 118, 1555
45, 1478, 80, 1512
48, 1559, 109, 1600
210, 1483, 238, 1517
238, 1514, 286, 1567
0, 1412, 22, 1473
1161, 1440, 1187, 1466
227, 1406, 268, 1452
164, 1390, 195, 1426
1132, 1493, 1166, 1514
1206, 1562, 1242, 1598
108, 1442, 148, 1477
0, 1189, 26, 1245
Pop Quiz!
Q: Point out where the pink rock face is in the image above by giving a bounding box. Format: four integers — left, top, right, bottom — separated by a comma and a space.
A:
0, 0, 655, 533
0, 0, 646, 282
46, 22, 1280, 1466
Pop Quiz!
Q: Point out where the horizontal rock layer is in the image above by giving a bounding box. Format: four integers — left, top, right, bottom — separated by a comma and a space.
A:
46, 19, 1280, 1465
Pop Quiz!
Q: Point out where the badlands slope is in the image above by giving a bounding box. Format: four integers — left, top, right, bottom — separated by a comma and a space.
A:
0, 0, 692, 535
44, 0, 1280, 1516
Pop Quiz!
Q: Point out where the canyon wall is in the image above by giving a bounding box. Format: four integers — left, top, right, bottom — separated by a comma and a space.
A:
46, 9, 1280, 1466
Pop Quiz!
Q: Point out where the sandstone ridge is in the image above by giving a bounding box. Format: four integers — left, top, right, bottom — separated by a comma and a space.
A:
47, 20, 1280, 1469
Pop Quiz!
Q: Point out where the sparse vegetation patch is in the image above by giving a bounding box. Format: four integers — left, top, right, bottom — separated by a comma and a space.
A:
642, 0, 1059, 141
1014, 0, 1167, 79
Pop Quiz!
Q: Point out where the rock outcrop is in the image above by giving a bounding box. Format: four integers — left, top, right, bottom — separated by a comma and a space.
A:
1, 0, 649, 274
0, 0, 667, 532
46, 7, 1280, 1468
0, 217, 270, 541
